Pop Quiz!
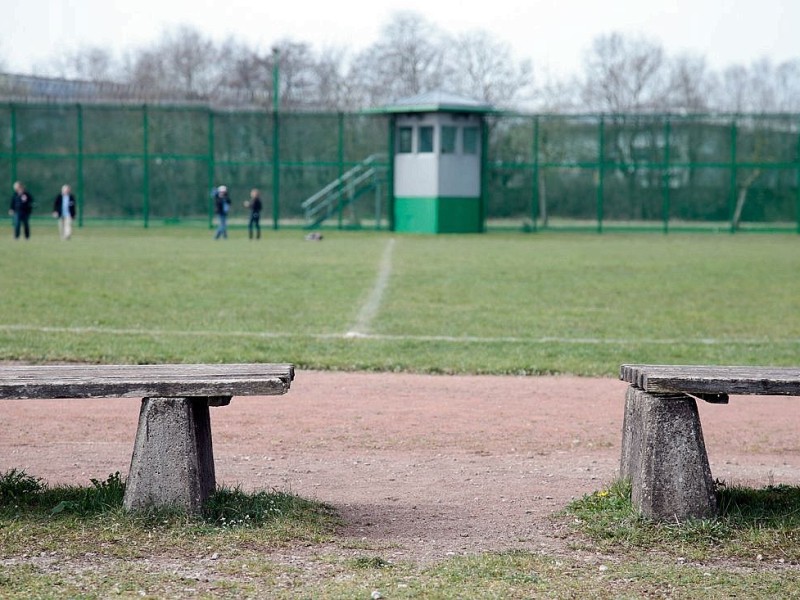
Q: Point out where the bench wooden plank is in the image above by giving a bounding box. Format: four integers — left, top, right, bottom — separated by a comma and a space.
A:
0, 363, 294, 400
620, 364, 800, 396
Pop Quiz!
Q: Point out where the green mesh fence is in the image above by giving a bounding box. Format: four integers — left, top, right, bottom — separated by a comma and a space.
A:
2, 103, 798, 232
486, 113, 800, 232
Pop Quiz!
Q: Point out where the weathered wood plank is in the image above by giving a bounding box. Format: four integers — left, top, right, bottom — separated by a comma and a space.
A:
0, 363, 294, 400
620, 364, 800, 396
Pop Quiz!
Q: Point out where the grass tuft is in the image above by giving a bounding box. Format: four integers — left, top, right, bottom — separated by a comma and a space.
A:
349, 555, 392, 570
202, 484, 335, 530
0, 470, 335, 536
0, 469, 44, 505
567, 479, 800, 561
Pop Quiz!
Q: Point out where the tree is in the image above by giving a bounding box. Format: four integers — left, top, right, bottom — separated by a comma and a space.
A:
350, 11, 448, 106
580, 33, 668, 219
666, 53, 713, 112
50, 46, 118, 82
121, 48, 168, 97
271, 40, 327, 109
214, 40, 272, 104
581, 32, 666, 112
122, 25, 221, 99
310, 46, 354, 111
445, 30, 533, 107
157, 25, 220, 97
714, 64, 750, 112
773, 59, 800, 112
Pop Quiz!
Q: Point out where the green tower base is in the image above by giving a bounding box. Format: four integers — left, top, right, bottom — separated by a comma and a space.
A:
394, 197, 482, 233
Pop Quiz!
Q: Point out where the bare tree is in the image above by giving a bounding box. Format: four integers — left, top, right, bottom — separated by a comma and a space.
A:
350, 11, 448, 106
710, 58, 800, 113
444, 30, 533, 107
121, 48, 168, 96
581, 32, 666, 112
714, 64, 750, 112
213, 39, 272, 105
271, 40, 324, 109
531, 71, 582, 113
773, 59, 800, 112
48, 46, 118, 82
311, 46, 353, 111
666, 53, 714, 112
158, 25, 220, 96
122, 25, 221, 98
747, 58, 800, 113
580, 33, 668, 218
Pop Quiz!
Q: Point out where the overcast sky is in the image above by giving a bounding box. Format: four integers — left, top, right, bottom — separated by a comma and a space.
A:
4, 0, 799, 78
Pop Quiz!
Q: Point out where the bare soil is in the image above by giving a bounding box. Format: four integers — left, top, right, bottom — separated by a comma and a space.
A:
3, 371, 800, 561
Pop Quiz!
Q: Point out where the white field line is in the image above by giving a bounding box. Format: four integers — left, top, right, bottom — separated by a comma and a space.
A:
0, 324, 798, 346
346, 237, 395, 337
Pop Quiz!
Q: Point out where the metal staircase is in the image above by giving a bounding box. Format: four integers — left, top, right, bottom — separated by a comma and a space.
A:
301, 154, 387, 229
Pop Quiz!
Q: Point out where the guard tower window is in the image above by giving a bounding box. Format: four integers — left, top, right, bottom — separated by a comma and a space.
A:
418, 126, 434, 153
441, 126, 457, 154
463, 127, 479, 155
398, 127, 413, 153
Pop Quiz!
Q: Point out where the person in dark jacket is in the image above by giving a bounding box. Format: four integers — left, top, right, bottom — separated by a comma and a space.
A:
244, 188, 263, 240
214, 185, 231, 240
9, 181, 34, 239
52, 184, 77, 240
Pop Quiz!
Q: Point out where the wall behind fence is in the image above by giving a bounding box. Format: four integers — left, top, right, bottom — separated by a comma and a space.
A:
1, 103, 798, 232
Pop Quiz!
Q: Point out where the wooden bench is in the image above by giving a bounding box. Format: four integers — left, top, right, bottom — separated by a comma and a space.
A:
619, 364, 800, 521
0, 363, 294, 513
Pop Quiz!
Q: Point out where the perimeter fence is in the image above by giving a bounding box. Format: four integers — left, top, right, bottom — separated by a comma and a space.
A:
1, 102, 798, 233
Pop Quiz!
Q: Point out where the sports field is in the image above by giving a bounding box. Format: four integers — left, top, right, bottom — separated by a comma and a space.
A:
3, 225, 800, 597
1, 226, 798, 374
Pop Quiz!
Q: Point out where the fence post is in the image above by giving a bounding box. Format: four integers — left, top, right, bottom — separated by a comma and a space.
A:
271, 48, 280, 230
208, 110, 215, 229
480, 116, 489, 233
796, 118, 800, 235
662, 117, 671, 234
597, 116, 605, 234
337, 112, 345, 230
531, 115, 539, 232
10, 104, 17, 186
76, 104, 84, 228
387, 115, 395, 232
142, 105, 150, 229
729, 118, 738, 233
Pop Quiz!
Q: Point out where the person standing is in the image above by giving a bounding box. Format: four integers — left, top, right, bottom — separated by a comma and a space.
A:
214, 185, 231, 240
9, 181, 34, 240
244, 188, 263, 240
52, 184, 77, 240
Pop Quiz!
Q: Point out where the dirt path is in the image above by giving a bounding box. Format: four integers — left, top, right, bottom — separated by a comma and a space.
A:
3, 371, 800, 560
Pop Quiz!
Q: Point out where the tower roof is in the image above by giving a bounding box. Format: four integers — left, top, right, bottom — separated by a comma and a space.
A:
382, 91, 493, 114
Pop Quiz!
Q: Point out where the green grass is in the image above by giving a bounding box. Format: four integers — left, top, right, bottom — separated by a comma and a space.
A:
568, 479, 800, 562
0, 469, 336, 543
0, 469, 338, 597
1, 226, 798, 375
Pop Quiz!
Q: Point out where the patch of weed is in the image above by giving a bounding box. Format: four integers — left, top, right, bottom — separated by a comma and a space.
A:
568, 479, 800, 561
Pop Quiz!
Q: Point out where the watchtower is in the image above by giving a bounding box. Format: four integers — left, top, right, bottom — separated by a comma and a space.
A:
383, 92, 492, 233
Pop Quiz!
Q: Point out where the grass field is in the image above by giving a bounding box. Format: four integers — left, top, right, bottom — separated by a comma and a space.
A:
1, 225, 799, 375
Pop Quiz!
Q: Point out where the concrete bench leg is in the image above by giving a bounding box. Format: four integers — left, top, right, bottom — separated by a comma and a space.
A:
620, 387, 717, 521
123, 397, 216, 513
